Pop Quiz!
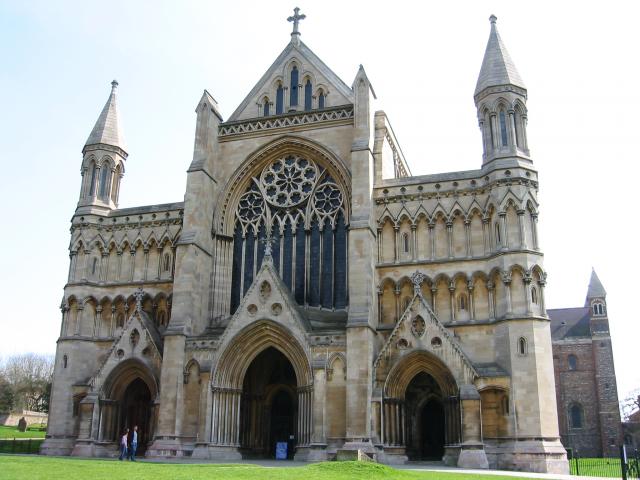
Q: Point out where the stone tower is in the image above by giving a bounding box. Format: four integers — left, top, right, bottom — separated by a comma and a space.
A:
76, 80, 127, 215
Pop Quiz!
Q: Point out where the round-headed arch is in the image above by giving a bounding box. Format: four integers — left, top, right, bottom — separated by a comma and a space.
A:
385, 351, 459, 399
215, 135, 351, 236
212, 319, 312, 390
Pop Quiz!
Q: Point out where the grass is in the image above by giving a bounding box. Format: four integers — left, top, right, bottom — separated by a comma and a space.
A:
0, 425, 46, 439
0, 456, 541, 480
569, 457, 623, 477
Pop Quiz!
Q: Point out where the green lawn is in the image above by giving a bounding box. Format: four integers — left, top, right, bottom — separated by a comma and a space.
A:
0, 425, 46, 439
569, 457, 623, 478
0, 456, 540, 480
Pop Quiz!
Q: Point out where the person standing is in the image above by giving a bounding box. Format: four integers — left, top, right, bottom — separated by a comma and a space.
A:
118, 428, 129, 460
129, 425, 138, 461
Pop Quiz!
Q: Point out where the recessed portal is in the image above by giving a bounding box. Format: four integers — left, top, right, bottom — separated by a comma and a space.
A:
405, 372, 446, 460
240, 347, 297, 458
119, 378, 151, 452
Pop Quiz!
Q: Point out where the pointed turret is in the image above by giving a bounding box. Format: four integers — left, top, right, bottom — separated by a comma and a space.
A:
84, 80, 127, 154
474, 15, 530, 166
586, 268, 607, 303
475, 15, 526, 97
77, 80, 128, 214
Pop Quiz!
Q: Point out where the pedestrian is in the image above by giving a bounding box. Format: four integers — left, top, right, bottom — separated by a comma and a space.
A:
129, 425, 138, 461
119, 428, 129, 460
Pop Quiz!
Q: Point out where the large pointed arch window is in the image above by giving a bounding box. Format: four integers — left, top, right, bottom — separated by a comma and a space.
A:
230, 155, 349, 314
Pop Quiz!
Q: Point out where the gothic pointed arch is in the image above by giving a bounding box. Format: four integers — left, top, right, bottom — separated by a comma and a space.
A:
212, 319, 312, 390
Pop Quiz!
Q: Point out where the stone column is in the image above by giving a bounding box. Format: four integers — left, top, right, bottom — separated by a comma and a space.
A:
428, 222, 435, 260
60, 306, 69, 336
411, 224, 417, 261
377, 228, 382, 262
311, 367, 327, 452
156, 247, 163, 280
481, 218, 489, 255
393, 226, 399, 263
129, 249, 136, 281
100, 252, 109, 283
75, 304, 83, 335
531, 213, 539, 250
502, 272, 513, 317
487, 281, 495, 320
508, 109, 517, 150
499, 212, 508, 250
394, 288, 400, 322
94, 306, 102, 337
431, 286, 437, 314
110, 306, 116, 336
457, 385, 489, 468
538, 275, 547, 316
490, 113, 499, 150
143, 246, 150, 281
468, 280, 475, 320
517, 209, 526, 249
446, 221, 453, 259
464, 219, 471, 258
449, 282, 456, 322
523, 272, 533, 315
68, 251, 78, 282
81, 250, 90, 281
116, 250, 123, 281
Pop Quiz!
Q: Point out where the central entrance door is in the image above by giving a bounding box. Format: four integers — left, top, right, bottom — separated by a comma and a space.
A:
405, 372, 446, 460
118, 378, 152, 453
239, 347, 297, 458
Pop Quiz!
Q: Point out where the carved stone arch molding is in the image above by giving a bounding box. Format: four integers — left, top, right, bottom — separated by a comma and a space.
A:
215, 135, 352, 236
212, 319, 312, 389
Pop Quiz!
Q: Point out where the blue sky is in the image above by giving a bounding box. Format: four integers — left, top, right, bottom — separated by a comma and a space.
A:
1, 0, 639, 399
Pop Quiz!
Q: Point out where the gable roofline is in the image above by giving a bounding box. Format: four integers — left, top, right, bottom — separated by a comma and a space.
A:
227, 39, 354, 122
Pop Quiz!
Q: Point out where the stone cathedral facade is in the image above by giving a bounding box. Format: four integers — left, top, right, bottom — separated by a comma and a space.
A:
42, 12, 569, 473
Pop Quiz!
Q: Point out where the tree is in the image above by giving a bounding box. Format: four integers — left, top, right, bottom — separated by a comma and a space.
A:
0, 354, 54, 413
0, 372, 15, 412
621, 388, 640, 422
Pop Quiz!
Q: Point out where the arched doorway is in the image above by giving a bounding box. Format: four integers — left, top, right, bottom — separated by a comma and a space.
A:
382, 351, 461, 461
406, 372, 446, 460
98, 359, 158, 454
119, 378, 152, 453
239, 347, 297, 459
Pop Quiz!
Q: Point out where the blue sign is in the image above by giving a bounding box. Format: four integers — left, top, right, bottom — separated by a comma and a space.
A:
275, 441, 288, 460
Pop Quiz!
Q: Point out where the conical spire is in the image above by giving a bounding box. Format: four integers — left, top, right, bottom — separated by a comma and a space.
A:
586, 268, 607, 299
475, 15, 526, 96
84, 80, 127, 153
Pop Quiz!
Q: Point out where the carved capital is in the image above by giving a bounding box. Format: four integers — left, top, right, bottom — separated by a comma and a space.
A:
501, 271, 512, 284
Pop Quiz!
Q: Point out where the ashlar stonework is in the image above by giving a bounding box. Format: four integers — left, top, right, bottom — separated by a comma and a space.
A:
42, 12, 569, 473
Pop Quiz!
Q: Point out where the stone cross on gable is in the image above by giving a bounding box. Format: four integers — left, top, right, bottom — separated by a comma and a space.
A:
134, 287, 145, 312
287, 7, 306, 35
411, 270, 427, 295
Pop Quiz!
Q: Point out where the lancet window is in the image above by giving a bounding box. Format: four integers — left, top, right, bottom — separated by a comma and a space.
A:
290, 66, 299, 106
99, 163, 112, 200
276, 84, 284, 114
230, 154, 349, 313
304, 79, 312, 111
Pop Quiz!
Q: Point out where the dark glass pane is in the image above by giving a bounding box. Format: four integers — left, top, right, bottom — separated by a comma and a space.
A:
276, 86, 284, 114
318, 93, 325, 109
304, 80, 312, 111
290, 66, 299, 106
295, 222, 306, 304
272, 227, 281, 275
263, 100, 269, 116
243, 227, 255, 295
282, 221, 294, 290
309, 219, 321, 306
321, 220, 333, 308
230, 224, 243, 314
334, 212, 347, 309
499, 110, 508, 146
256, 223, 266, 272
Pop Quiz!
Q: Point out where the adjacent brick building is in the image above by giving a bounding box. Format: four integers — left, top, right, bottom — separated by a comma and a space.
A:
549, 270, 623, 457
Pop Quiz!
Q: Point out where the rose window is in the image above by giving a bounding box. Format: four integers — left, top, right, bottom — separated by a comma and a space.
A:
260, 155, 317, 207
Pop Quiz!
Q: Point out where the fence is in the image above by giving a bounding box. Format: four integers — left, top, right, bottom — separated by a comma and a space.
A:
0, 438, 44, 454
567, 447, 640, 479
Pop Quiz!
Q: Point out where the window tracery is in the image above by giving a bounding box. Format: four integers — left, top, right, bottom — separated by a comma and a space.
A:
230, 154, 348, 313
